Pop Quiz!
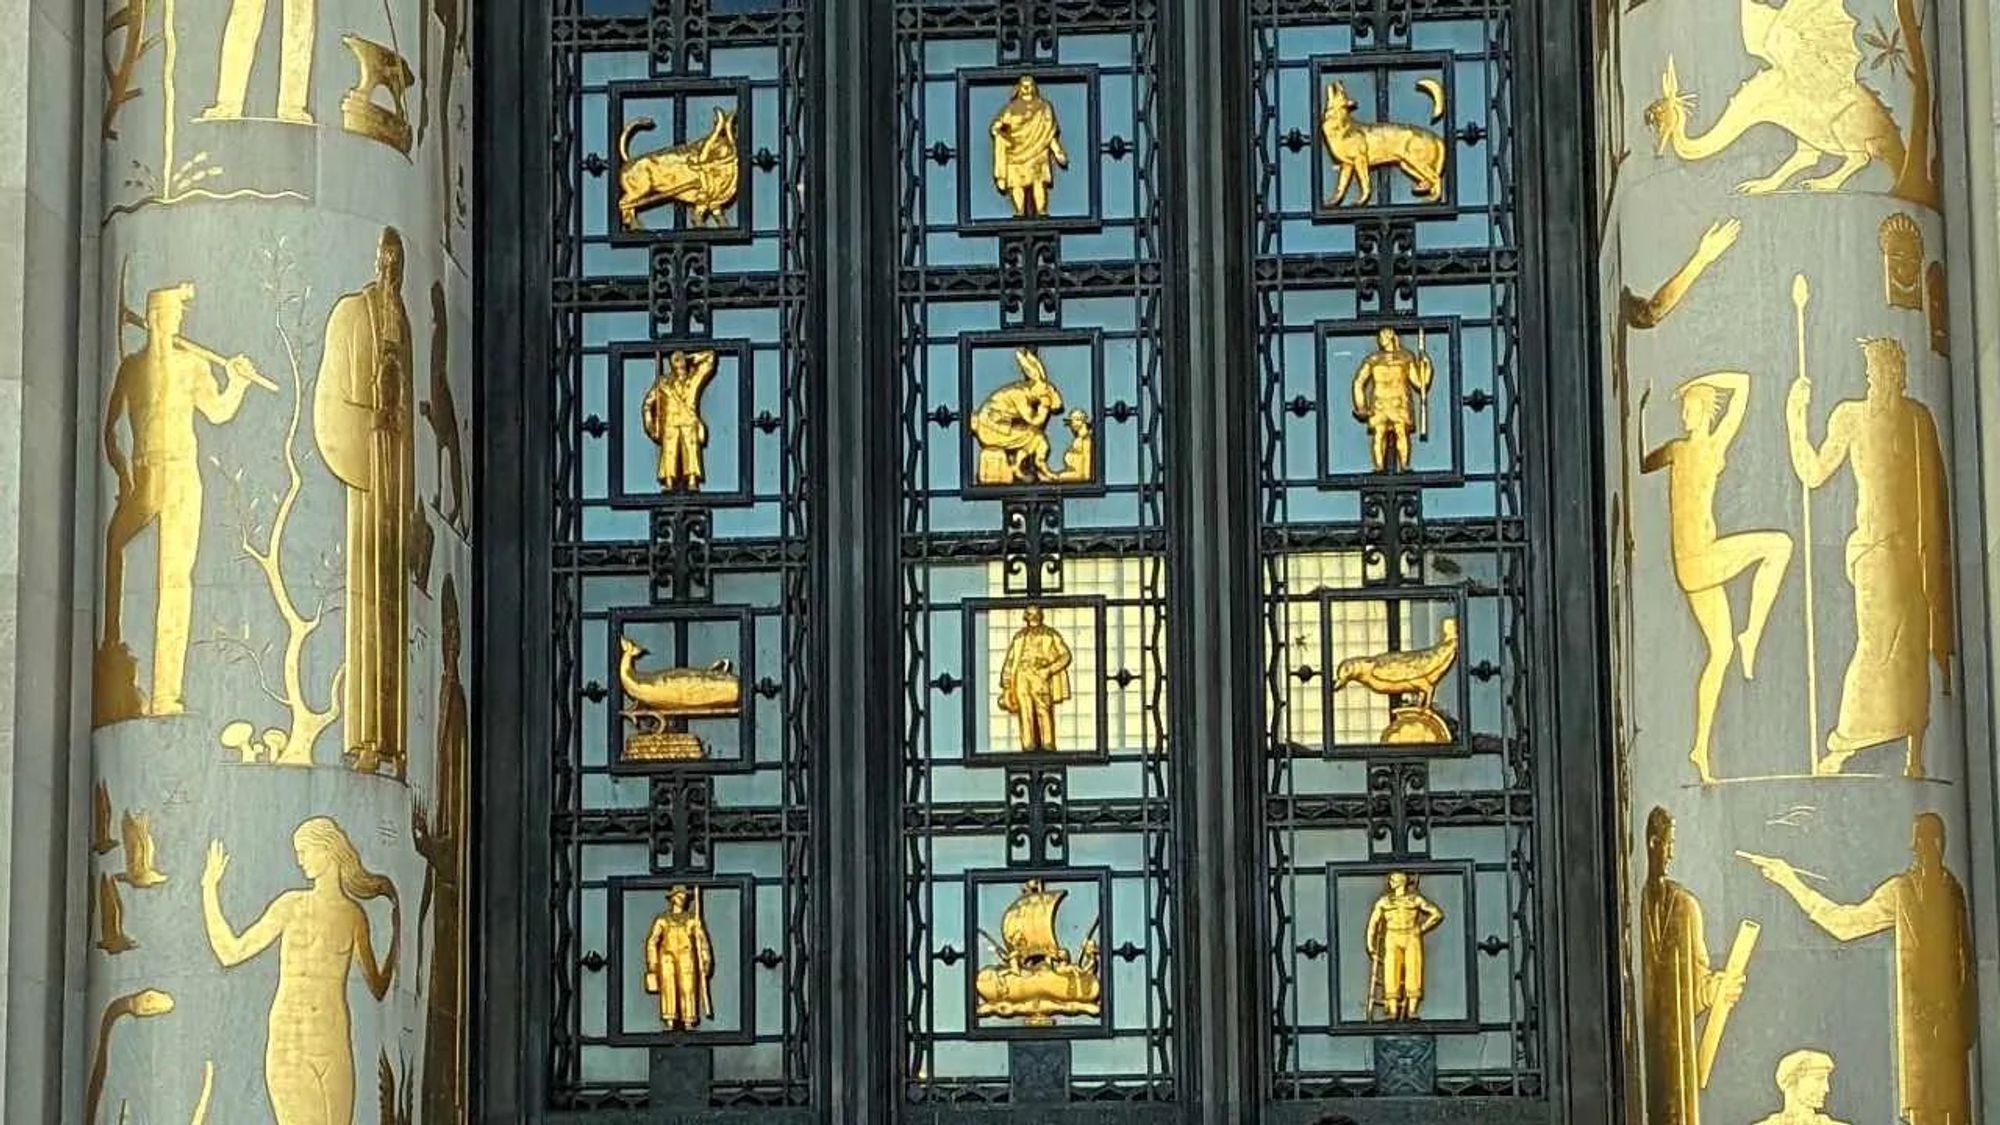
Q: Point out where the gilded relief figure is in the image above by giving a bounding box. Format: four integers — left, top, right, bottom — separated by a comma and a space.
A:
1879, 214, 1924, 309
419, 0, 469, 246
1052, 411, 1095, 483
103, 0, 158, 139
641, 349, 719, 492
98, 280, 271, 726
1364, 871, 1443, 1020
414, 576, 468, 1122
975, 879, 1102, 1025
1751, 1049, 1849, 1125
999, 606, 1074, 752
1640, 372, 1793, 783
617, 636, 742, 761
203, 818, 401, 1125
92, 780, 118, 854
117, 810, 169, 887
84, 988, 175, 1124
315, 228, 420, 778
201, 0, 317, 122
339, 34, 415, 155
1321, 79, 1448, 205
1641, 808, 1749, 1125
1785, 337, 1952, 777
990, 76, 1069, 218
644, 886, 715, 1030
1330, 617, 1459, 745
617, 108, 740, 230
422, 280, 468, 534
1744, 813, 1973, 1125
1925, 263, 1947, 357
1350, 327, 1436, 473
970, 349, 1066, 484
1643, 0, 1936, 203
97, 873, 138, 954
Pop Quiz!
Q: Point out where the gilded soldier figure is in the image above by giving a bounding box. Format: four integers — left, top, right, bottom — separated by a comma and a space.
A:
1745, 814, 1973, 1125
315, 228, 420, 777
644, 886, 715, 1030
1364, 871, 1443, 1020
1751, 1050, 1849, 1125
640, 349, 719, 492
1350, 327, 1435, 473
201, 0, 318, 122
999, 606, 1073, 752
99, 282, 267, 723
990, 75, 1069, 217
970, 349, 1064, 484
1641, 807, 1745, 1125
1785, 337, 1953, 777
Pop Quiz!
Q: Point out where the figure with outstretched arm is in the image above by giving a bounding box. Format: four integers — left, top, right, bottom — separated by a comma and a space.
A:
203, 818, 399, 1125
1639, 370, 1792, 782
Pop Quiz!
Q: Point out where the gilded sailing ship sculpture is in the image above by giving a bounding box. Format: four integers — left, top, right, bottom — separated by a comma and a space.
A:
974, 879, 1103, 1026
617, 635, 743, 762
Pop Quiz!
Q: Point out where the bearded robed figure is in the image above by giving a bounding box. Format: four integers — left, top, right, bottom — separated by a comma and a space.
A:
315, 227, 420, 777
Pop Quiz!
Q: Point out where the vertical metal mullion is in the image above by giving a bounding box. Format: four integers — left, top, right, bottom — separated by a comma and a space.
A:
1167, 0, 1263, 1119
815, 0, 901, 1121
1514, 0, 1618, 1116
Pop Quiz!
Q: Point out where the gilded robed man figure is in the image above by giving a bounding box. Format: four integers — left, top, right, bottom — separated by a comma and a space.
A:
316, 227, 419, 776
999, 606, 1073, 751
1640, 807, 1743, 1124
990, 75, 1068, 217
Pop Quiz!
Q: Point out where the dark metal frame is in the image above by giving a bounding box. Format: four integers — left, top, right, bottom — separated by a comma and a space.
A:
474, 0, 1614, 1120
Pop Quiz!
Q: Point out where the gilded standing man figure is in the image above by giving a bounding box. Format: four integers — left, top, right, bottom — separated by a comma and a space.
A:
640, 349, 718, 492
1364, 871, 1444, 1019
1640, 807, 1743, 1125
315, 228, 419, 777
999, 606, 1073, 751
990, 76, 1069, 217
99, 283, 264, 722
1746, 814, 1974, 1125
644, 886, 715, 1030
414, 576, 469, 1121
1785, 337, 1953, 777
200, 0, 318, 122
1349, 327, 1434, 473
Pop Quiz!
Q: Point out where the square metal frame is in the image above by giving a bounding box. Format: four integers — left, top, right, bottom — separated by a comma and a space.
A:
1311, 583, 1472, 759
1322, 857, 1480, 1034
605, 77, 756, 246
1309, 51, 1458, 221
960, 865, 1115, 1041
954, 593, 1113, 767
1313, 315, 1466, 488
605, 337, 758, 509
956, 327, 1108, 500
606, 603, 759, 776
954, 66, 1104, 234
604, 871, 760, 1046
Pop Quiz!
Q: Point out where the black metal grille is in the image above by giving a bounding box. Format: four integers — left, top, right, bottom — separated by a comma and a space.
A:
894, 0, 1177, 1113
1250, 0, 1542, 1100
547, 0, 814, 1111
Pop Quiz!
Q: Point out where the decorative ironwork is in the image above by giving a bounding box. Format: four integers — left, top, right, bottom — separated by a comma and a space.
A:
1252, 0, 1542, 1104
897, 0, 1176, 1109
548, 0, 812, 1110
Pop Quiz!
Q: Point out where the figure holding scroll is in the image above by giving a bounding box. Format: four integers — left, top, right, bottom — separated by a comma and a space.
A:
1640, 807, 1748, 1124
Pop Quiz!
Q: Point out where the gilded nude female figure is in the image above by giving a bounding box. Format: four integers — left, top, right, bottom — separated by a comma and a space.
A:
203, 817, 400, 1124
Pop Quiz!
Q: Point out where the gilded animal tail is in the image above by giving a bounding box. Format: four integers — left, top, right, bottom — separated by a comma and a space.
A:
619, 117, 657, 163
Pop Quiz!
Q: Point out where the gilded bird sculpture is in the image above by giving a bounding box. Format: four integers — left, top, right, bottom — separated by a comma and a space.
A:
118, 810, 168, 887
617, 635, 743, 761
1331, 616, 1460, 744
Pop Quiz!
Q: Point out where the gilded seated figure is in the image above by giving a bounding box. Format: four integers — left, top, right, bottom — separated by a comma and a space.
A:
969, 349, 1064, 484
974, 879, 1102, 1026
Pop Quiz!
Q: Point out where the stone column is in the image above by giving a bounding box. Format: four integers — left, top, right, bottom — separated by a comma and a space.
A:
1595, 1, 1985, 1122
83, 0, 472, 1116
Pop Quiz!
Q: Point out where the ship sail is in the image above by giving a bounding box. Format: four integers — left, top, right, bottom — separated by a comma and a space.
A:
999, 886, 1066, 962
